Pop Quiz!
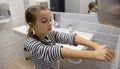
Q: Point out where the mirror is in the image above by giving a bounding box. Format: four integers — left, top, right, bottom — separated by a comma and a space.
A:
25, 0, 96, 14
97, 0, 120, 27
65, 0, 96, 14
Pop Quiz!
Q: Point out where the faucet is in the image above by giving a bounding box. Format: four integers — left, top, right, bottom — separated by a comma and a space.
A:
66, 24, 73, 33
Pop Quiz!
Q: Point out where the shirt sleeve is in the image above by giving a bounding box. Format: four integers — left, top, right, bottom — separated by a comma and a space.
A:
49, 31, 77, 45
25, 38, 63, 63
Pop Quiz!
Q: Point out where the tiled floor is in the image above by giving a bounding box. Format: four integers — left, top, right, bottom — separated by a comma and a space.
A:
5, 57, 63, 69
5, 57, 34, 69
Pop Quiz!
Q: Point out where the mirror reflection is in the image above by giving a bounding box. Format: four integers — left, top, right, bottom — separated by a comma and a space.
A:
65, 0, 96, 14
24, 0, 96, 14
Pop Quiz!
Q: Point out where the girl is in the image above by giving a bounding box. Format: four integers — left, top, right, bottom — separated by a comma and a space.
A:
88, 2, 97, 15
24, 5, 115, 69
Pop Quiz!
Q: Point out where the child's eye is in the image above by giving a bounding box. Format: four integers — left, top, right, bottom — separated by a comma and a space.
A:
42, 20, 47, 23
42, 19, 47, 23
41, 18, 51, 23
50, 19, 51, 22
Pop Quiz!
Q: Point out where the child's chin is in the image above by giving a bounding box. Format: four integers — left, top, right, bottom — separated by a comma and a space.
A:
47, 30, 51, 34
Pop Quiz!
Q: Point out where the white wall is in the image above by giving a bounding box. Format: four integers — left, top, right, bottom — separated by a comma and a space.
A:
79, 0, 95, 14
0, 0, 25, 69
65, 0, 80, 13
35, 0, 50, 9
29, 0, 36, 6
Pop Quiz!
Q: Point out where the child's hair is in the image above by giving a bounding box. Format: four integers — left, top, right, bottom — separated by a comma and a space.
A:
88, 2, 96, 13
25, 5, 48, 39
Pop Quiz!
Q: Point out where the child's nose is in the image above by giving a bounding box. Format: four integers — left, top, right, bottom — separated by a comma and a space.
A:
48, 21, 52, 27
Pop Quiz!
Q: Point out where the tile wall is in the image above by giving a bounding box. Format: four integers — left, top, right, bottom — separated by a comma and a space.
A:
59, 12, 120, 69
0, 0, 26, 69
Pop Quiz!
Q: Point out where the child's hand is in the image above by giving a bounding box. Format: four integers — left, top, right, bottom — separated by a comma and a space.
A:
95, 45, 109, 50
100, 45, 110, 49
93, 46, 115, 62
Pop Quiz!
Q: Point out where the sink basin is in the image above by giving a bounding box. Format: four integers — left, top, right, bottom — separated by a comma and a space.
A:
0, 18, 10, 23
13, 25, 94, 64
52, 27, 94, 50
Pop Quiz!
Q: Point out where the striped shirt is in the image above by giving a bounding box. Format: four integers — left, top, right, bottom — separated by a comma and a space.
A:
24, 30, 76, 69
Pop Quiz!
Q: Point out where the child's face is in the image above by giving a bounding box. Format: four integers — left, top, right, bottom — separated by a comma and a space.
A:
32, 10, 52, 37
92, 6, 97, 12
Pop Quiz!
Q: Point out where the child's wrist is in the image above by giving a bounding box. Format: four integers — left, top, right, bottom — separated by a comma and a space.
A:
94, 43, 100, 50
91, 51, 97, 60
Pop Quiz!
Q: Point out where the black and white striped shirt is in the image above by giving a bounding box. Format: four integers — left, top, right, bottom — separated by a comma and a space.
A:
24, 31, 76, 69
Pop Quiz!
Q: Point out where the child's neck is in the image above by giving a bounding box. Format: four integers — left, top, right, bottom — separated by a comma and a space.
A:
39, 35, 48, 40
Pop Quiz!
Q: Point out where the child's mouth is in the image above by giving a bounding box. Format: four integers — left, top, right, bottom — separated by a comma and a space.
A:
48, 27, 52, 30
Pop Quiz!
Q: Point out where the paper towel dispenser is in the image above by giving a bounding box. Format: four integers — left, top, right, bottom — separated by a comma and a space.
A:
96, 0, 120, 28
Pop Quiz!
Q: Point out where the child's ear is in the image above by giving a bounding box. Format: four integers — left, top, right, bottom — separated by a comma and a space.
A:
28, 22, 34, 27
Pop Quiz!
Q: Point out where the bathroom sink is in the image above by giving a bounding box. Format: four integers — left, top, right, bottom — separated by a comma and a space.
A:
14, 25, 28, 37
0, 18, 10, 23
52, 27, 94, 50
13, 25, 94, 64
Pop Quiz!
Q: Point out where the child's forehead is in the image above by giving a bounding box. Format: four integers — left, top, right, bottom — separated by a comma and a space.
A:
38, 10, 51, 17
36, 10, 51, 20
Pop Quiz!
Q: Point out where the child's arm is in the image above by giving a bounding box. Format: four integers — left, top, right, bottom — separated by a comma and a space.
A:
74, 34, 100, 50
61, 47, 115, 62
50, 31, 76, 45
